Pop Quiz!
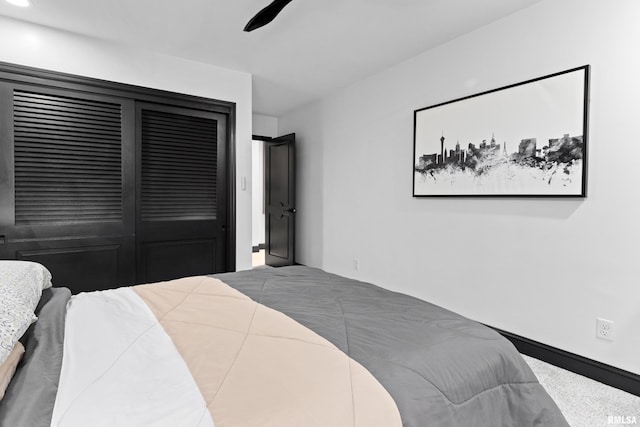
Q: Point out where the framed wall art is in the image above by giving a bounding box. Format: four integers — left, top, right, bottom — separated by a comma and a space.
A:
413, 65, 589, 197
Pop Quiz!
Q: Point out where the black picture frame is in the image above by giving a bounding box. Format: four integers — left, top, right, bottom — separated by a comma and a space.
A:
413, 65, 589, 197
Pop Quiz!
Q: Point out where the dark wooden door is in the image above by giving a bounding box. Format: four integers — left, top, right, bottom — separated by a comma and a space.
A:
265, 134, 295, 266
136, 103, 228, 283
0, 83, 136, 293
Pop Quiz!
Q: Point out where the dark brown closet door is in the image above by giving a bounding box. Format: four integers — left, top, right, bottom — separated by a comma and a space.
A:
136, 103, 227, 283
0, 83, 136, 292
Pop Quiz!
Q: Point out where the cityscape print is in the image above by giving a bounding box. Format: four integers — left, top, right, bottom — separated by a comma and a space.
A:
414, 131, 584, 194
412, 66, 588, 196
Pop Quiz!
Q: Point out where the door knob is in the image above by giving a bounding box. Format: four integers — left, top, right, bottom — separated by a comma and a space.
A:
280, 207, 296, 219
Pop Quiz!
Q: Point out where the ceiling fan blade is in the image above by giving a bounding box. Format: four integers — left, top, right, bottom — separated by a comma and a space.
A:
244, 0, 293, 32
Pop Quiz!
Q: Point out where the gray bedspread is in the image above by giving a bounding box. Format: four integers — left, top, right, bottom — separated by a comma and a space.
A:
0, 266, 568, 427
214, 266, 568, 427
0, 287, 70, 427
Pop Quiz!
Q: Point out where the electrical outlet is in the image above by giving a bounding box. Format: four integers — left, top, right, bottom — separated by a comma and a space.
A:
353, 259, 360, 271
596, 318, 614, 341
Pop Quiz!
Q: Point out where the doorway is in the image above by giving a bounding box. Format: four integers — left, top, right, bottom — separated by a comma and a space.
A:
251, 133, 296, 268
251, 137, 266, 267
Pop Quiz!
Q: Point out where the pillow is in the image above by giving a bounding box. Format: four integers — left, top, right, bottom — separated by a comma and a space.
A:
0, 341, 24, 400
0, 261, 53, 366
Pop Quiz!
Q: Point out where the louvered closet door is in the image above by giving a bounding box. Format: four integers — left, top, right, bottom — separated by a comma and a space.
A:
0, 84, 135, 292
136, 103, 227, 283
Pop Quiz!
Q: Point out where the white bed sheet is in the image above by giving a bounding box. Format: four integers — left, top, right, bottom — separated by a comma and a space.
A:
51, 288, 215, 427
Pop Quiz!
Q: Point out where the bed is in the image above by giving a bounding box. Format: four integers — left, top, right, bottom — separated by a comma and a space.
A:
0, 261, 569, 426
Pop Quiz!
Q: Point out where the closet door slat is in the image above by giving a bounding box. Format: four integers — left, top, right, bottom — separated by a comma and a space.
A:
13, 90, 123, 225
140, 110, 218, 221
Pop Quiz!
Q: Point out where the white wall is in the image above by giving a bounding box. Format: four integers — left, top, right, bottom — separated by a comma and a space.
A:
280, 103, 325, 267
280, 0, 640, 374
0, 16, 253, 271
252, 113, 278, 138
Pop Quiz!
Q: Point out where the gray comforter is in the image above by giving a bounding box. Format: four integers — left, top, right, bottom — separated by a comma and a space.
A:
215, 266, 568, 427
0, 287, 70, 427
0, 266, 567, 427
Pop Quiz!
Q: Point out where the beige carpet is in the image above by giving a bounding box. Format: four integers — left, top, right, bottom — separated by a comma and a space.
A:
523, 355, 640, 427
251, 249, 265, 267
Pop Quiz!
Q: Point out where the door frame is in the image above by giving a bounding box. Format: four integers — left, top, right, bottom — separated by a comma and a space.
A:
251, 135, 271, 256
